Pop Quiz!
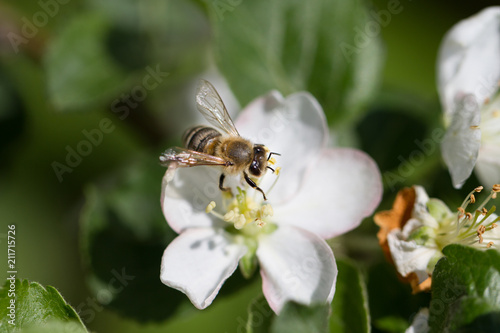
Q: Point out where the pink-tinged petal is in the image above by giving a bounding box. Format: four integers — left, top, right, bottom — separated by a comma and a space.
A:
161, 167, 228, 233
257, 226, 337, 314
475, 144, 500, 187
235, 91, 328, 203
437, 6, 500, 119
160, 228, 247, 309
441, 101, 481, 188
273, 148, 383, 239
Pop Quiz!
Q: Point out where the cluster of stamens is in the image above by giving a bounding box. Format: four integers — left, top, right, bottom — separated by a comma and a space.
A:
440, 185, 500, 249
204, 167, 281, 232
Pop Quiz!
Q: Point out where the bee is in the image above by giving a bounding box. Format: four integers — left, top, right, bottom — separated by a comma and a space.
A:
159, 79, 279, 200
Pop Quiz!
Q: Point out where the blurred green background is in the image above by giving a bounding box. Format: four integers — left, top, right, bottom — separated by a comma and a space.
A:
0, 0, 497, 332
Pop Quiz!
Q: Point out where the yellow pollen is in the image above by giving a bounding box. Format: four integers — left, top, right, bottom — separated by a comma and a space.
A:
255, 218, 266, 227
470, 194, 476, 204
234, 215, 246, 229
275, 167, 282, 175
487, 241, 494, 248
470, 125, 480, 130
205, 201, 216, 213
224, 210, 237, 222
261, 204, 274, 218
475, 186, 484, 192
268, 157, 277, 165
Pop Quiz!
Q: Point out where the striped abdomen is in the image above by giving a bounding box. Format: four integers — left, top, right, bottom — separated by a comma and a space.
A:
182, 126, 222, 155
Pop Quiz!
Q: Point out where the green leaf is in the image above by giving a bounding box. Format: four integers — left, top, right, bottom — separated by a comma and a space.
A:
330, 259, 369, 333
246, 295, 275, 333
429, 244, 500, 333
0, 279, 88, 333
44, 13, 130, 111
272, 302, 330, 333
210, 0, 383, 126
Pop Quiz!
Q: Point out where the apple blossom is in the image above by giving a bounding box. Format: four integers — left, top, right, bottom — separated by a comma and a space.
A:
159, 89, 382, 313
375, 185, 500, 293
437, 6, 500, 188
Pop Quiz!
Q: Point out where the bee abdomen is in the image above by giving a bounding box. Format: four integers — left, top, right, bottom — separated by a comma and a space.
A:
183, 126, 221, 154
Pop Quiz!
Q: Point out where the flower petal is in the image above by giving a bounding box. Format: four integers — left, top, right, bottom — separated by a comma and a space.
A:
161, 167, 228, 233
273, 148, 382, 239
257, 226, 337, 314
387, 229, 438, 283
440, 99, 481, 188
476, 144, 500, 188
437, 6, 500, 119
235, 91, 328, 203
160, 228, 247, 309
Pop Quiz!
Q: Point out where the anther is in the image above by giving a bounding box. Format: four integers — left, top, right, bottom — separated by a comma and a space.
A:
470, 125, 480, 129
268, 157, 277, 165
493, 184, 500, 192
465, 212, 473, 220
458, 207, 465, 214
487, 241, 494, 248
492, 223, 498, 229
478, 234, 484, 243
475, 186, 484, 192
224, 210, 236, 222
275, 167, 281, 176
477, 225, 486, 235
470, 194, 476, 204
482, 207, 488, 215
205, 201, 216, 213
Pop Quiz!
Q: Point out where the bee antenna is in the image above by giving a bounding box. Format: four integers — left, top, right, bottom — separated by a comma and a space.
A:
267, 152, 281, 160
267, 166, 275, 173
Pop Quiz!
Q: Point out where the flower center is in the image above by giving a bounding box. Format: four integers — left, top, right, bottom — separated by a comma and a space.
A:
204, 167, 281, 235
435, 185, 500, 250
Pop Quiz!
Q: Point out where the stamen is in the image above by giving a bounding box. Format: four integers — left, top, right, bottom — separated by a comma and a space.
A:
465, 212, 473, 220
255, 218, 266, 227
492, 223, 498, 229
224, 210, 237, 222
261, 204, 274, 218
205, 201, 216, 213
493, 184, 500, 192
482, 208, 488, 215
470, 125, 480, 129
234, 215, 246, 229
475, 186, 484, 192
268, 157, 277, 165
470, 194, 476, 204
275, 167, 281, 176
478, 234, 484, 244
477, 225, 486, 235
487, 242, 494, 248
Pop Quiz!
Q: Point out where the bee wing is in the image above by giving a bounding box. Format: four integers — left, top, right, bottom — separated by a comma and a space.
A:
196, 79, 240, 137
159, 147, 229, 168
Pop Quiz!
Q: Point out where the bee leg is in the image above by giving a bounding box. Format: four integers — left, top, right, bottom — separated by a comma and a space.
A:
219, 174, 233, 195
243, 172, 267, 201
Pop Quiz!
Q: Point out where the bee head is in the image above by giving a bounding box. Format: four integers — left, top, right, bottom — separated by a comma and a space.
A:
248, 144, 269, 177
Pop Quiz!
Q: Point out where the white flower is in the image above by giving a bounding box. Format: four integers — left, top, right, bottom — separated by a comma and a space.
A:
159, 90, 382, 313
405, 308, 429, 333
375, 185, 500, 292
437, 6, 500, 188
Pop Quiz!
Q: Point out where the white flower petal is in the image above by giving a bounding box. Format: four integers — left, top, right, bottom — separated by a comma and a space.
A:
387, 230, 437, 283
161, 167, 227, 233
257, 226, 337, 314
160, 228, 247, 309
273, 148, 382, 239
437, 6, 500, 119
405, 308, 430, 333
235, 91, 328, 203
441, 100, 481, 188
475, 144, 500, 187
